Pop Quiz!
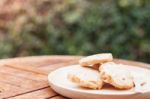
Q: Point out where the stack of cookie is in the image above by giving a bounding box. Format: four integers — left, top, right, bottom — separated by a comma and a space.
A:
68, 53, 135, 90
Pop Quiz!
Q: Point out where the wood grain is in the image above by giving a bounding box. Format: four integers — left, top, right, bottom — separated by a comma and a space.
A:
0, 82, 21, 93
41, 61, 78, 72
0, 82, 49, 98
0, 56, 80, 99
8, 88, 57, 99
0, 66, 47, 81
5, 64, 49, 75
50, 96, 68, 99
0, 56, 81, 67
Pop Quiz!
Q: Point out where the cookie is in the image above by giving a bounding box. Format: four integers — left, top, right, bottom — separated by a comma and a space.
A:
67, 66, 103, 89
132, 72, 150, 93
99, 62, 134, 89
79, 53, 113, 67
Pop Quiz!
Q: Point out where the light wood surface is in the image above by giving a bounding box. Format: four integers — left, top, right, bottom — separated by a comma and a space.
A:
0, 55, 149, 99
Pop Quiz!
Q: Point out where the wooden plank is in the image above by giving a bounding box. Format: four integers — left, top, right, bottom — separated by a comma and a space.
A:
50, 96, 68, 99
0, 82, 24, 99
0, 82, 49, 98
8, 88, 57, 99
0, 57, 79, 98
0, 82, 20, 93
5, 63, 49, 75
2, 60, 78, 82
0, 72, 49, 89
0, 56, 81, 67
0, 62, 77, 99
0, 65, 51, 98
41, 61, 78, 72
2, 57, 79, 77
114, 59, 150, 69
0, 66, 47, 81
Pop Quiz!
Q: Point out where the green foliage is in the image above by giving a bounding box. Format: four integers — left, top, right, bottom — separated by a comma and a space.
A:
0, 0, 150, 63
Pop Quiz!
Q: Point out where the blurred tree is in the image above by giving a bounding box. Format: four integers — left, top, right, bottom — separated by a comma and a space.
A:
0, 0, 149, 63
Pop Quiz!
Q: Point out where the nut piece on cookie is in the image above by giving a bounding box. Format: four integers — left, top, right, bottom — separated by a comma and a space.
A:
100, 62, 134, 89
132, 72, 150, 93
79, 53, 113, 67
68, 67, 103, 89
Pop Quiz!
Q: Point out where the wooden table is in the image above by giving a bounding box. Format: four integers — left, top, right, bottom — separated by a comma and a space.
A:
0, 55, 150, 99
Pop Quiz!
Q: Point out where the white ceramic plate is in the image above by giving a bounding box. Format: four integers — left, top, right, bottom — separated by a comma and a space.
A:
48, 65, 150, 99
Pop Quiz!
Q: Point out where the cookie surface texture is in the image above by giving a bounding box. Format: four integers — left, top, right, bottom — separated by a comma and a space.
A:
68, 66, 103, 89
100, 62, 134, 89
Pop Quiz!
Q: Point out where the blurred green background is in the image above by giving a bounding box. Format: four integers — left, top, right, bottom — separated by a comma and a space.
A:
0, 0, 150, 63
